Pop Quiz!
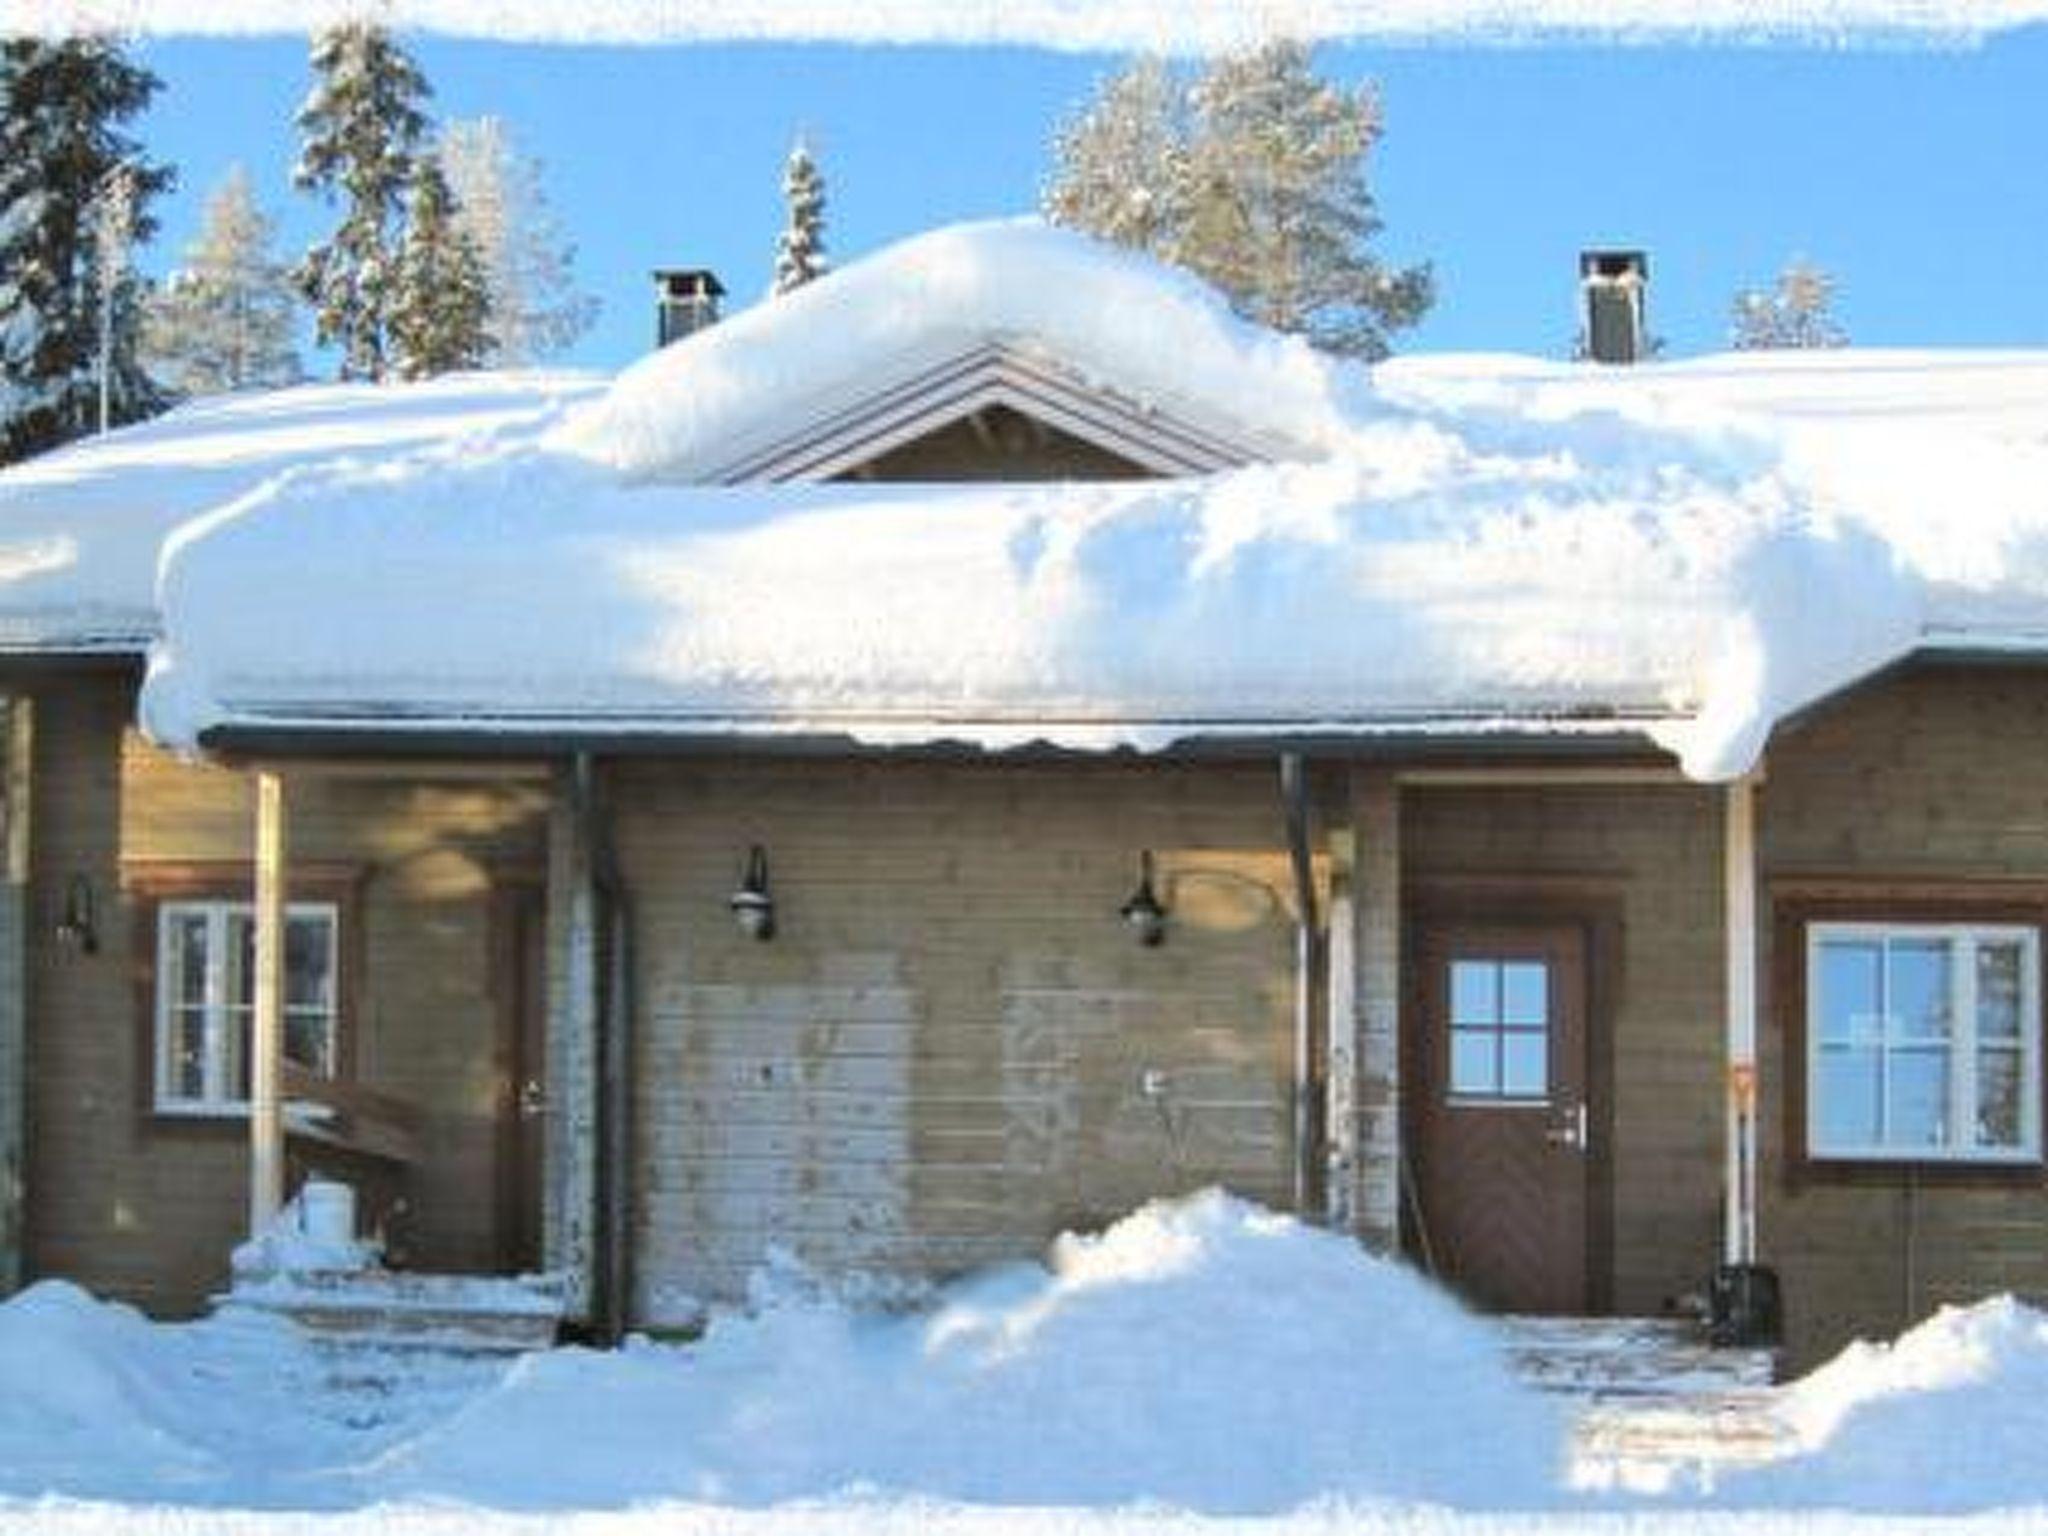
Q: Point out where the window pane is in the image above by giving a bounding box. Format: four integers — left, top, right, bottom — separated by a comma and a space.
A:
218, 1004, 251, 1102
1889, 941, 1952, 1041
1817, 941, 1882, 1045
285, 916, 334, 1011
1977, 1048, 2024, 1149
1888, 1046, 1950, 1148
1450, 962, 1498, 1027
168, 912, 209, 1008
1450, 1028, 1497, 1095
168, 1006, 207, 1099
1502, 1032, 1548, 1097
228, 913, 255, 1010
285, 1011, 332, 1076
1501, 963, 1548, 1027
1816, 1046, 1881, 1148
1978, 942, 2024, 1042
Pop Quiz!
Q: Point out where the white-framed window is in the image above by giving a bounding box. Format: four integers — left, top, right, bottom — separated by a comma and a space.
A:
1807, 922, 2042, 1162
154, 900, 339, 1113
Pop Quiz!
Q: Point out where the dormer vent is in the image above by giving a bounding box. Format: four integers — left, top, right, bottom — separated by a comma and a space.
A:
1579, 250, 1649, 365
654, 268, 726, 348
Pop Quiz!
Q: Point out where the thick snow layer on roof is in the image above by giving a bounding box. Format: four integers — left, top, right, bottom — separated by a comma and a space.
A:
549, 221, 1363, 478
144, 339, 2048, 780
10, 225, 2048, 776
0, 371, 603, 650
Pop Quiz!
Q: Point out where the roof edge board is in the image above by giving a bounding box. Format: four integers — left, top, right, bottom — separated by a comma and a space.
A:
707, 339, 1297, 485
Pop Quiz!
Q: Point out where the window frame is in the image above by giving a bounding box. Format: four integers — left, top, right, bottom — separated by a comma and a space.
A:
1803, 920, 2042, 1164
1776, 885, 2048, 1181
151, 898, 341, 1116
125, 861, 364, 1124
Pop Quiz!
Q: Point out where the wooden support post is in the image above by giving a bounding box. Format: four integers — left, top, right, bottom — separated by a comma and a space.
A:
0, 698, 31, 1291
1352, 771, 1403, 1252
249, 769, 287, 1237
1324, 829, 1359, 1231
1724, 775, 1761, 1267
542, 756, 602, 1322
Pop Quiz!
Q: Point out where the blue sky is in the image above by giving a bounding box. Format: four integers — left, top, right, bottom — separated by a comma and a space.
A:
133, 30, 2048, 371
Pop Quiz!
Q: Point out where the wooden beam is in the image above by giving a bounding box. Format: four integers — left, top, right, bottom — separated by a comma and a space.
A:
1352, 772, 1403, 1252
1323, 828, 1359, 1231
250, 769, 287, 1236
209, 758, 553, 784
1396, 765, 1686, 788
0, 697, 31, 1290
1724, 775, 1761, 1267
543, 757, 602, 1323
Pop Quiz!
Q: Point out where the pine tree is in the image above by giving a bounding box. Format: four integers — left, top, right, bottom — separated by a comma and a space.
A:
439, 116, 597, 366
0, 37, 172, 463
770, 137, 829, 296
292, 24, 430, 382
1043, 42, 1431, 360
1731, 258, 1849, 351
387, 153, 492, 381
144, 164, 302, 397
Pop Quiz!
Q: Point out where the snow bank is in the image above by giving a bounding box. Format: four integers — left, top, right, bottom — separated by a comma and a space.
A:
0, 1195, 1558, 1514
11, 0, 2041, 46
1727, 1297, 2048, 1513
378, 1191, 1561, 1511
551, 221, 1361, 479
0, 371, 601, 650
0, 1282, 206, 1489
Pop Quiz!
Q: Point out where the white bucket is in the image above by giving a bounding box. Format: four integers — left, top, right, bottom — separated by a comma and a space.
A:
300, 1179, 357, 1247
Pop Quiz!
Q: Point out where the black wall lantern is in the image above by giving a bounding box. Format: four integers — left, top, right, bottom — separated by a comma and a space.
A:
1119, 851, 1168, 947
730, 844, 776, 941
55, 874, 98, 955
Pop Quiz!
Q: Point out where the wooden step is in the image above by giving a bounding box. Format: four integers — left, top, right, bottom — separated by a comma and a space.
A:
218, 1269, 566, 1356
1497, 1316, 1793, 1475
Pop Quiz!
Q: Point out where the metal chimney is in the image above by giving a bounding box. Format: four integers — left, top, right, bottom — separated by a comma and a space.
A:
1579, 250, 1649, 365
653, 268, 726, 347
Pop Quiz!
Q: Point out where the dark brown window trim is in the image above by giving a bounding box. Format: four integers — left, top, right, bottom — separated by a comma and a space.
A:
125, 860, 367, 1125
1772, 877, 2048, 1191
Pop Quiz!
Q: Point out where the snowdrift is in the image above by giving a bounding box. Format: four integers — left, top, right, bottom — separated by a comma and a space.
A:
1726, 1296, 2048, 1513
0, 1194, 1560, 1513
9, 1203, 2048, 1519
376, 1191, 1561, 1512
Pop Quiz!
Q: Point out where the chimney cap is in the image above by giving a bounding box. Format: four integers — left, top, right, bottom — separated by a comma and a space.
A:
653, 268, 727, 298
1580, 249, 1649, 282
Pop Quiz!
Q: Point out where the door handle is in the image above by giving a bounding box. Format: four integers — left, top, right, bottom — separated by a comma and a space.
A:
517, 1078, 547, 1119
1544, 1100, 1589, 1152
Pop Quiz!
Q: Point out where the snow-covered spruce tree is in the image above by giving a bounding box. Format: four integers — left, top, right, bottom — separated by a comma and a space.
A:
1043, 41, 1431, 360
144, 164, 302, 396
1731, 258, 1848, 350
0, 37, 171, 464
770, 137, 829, 296
293, 23, 431, 381
387, 153, 492, 381
439, 116, 596, 366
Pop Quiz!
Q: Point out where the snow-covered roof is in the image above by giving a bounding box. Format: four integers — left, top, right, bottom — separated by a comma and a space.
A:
6, 221, 2048, 781
0, 371, 604, 652
549, 221, 1352, 479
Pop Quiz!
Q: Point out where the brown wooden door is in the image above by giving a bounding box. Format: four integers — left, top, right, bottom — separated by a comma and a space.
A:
1410, 923, 1590, 1314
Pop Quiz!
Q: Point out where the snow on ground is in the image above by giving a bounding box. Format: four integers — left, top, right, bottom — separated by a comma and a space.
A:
5, 1193, 2048, 1533
10, 0, 2044, 47
1723, 1297, 2048, 1513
